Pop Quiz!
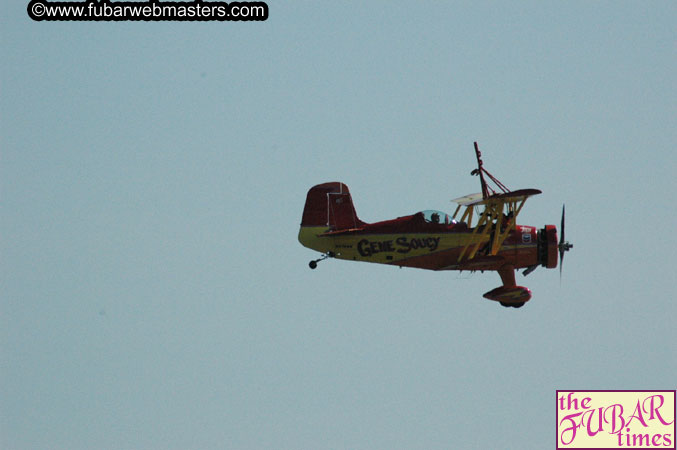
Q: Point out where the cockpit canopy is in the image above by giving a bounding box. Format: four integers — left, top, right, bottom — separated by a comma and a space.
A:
420, 210, 456, 225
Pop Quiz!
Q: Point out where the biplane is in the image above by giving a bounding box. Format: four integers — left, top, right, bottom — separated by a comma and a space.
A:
298, 142, 572, 308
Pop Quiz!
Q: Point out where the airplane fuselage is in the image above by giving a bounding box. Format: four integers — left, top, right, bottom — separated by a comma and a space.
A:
299, 219, 551, 272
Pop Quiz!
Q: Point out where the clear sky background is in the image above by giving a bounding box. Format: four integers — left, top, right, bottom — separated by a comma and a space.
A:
2, 2, 676, 449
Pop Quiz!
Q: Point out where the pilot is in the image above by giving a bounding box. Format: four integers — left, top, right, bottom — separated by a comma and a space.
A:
502, 211, 514, 229
431, 212, 440, 223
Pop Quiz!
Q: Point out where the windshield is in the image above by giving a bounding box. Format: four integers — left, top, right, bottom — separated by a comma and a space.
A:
421, 210, 455, 225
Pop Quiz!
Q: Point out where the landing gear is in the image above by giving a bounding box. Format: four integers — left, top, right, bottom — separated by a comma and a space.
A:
308, 252, 335, 269
500, 301, 525, 308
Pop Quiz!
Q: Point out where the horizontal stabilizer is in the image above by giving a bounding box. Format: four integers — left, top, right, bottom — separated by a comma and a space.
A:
319, 227, 364, 236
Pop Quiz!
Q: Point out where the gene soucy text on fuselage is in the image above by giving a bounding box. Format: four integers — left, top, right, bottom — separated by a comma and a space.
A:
357, 236, 441, 257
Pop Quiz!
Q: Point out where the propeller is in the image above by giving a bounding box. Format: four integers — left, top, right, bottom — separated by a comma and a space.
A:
558, 204, 573, 277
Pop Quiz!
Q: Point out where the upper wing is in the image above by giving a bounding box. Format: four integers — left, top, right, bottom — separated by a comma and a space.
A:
452, 189, 541, 206
486, 188, 542, 203
451, 192, 484, 206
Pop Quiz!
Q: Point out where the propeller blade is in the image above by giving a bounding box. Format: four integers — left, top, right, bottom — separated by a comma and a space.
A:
560, 204, 565, 246
559, 204, 565, 277
558, 204, 573, 280
560, 252, 565, 277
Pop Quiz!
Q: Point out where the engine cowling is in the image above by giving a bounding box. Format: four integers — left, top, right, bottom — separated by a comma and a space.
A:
538, 225, 558, 269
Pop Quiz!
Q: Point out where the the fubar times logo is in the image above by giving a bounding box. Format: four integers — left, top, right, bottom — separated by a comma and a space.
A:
556, 390, 675, 449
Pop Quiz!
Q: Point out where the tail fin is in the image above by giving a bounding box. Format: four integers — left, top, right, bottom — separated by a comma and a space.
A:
301, 182, 363, 230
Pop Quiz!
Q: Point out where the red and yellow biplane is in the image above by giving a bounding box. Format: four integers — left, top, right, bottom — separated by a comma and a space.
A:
298, 142, 572, 308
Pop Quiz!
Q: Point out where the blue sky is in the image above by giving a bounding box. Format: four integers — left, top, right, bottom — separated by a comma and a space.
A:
2, 2, 676, 449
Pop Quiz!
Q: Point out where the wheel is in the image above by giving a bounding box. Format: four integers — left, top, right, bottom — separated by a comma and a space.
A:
512, 302, 525, 308
309, 261, 317, 269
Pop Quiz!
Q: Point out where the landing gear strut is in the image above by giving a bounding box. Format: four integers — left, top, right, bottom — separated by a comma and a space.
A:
309, 252, 335, 269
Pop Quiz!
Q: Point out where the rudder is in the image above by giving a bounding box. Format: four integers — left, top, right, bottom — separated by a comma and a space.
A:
301, 182, 363, 230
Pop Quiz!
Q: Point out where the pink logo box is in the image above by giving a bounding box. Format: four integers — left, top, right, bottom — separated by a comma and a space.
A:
556, 390, 675, 449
